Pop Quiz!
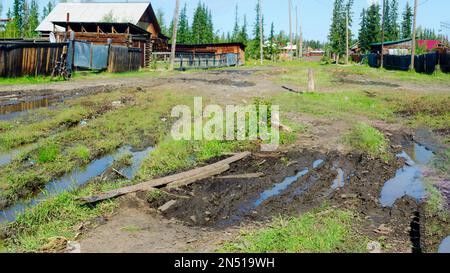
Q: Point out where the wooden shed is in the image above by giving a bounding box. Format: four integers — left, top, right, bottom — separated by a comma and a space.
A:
174, 43, 246, 65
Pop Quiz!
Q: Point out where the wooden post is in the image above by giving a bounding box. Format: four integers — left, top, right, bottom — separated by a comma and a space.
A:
288, 0, 293, 60
380, 0, 386, 68
259, 0, 264, 65
308, 68, 315, 92
410, 0, 419, 71
346, 10, 349, 65
169, 0, 180, 71
295, 5, 298, 59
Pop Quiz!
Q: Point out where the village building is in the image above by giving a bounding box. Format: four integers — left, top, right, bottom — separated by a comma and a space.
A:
370, 38, 446, 55
173, 43, 246, 65
36, 2, 169, 67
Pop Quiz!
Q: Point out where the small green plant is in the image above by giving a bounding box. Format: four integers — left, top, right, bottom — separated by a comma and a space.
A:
68, 144, 91, 162
37, 143, 60, 164
345, 123, 390, 161
146, 189, 168, 203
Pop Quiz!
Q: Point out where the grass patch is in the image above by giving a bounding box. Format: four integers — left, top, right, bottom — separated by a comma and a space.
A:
221, 207, 368, 253
345, 123, 390, 160
138, 137, 253, 179
3, 185, 118, 252
67, 144, 91, 163
37, 143, 60, 164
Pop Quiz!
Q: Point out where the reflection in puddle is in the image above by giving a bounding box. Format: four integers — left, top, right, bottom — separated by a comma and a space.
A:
331, 168, 345, 189
0, 145, 36, 168
0, 97, 60, 121
438, 236, 450, 253
0, 146, 153, 223
313, 159, 324, 169
379, 143, 434, 207
254, 168, 309, 206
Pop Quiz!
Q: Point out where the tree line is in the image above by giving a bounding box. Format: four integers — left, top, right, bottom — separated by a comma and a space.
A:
1, 0, 56, 38
328, 0, 449, 56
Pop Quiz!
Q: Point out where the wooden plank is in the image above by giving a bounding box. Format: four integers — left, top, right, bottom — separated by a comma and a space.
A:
78, 152, 251, 204
216, 172, 265, 179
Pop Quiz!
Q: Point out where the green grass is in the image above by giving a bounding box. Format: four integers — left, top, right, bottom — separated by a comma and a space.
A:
345, 123, 390, 161
138, 137, 254, 179
0, 90, 187, 204
221, 207, 368, 253
67, 144, 91, 163
37, 143, 60, 163
3, 185, 118, 252
272, 90, 394, 121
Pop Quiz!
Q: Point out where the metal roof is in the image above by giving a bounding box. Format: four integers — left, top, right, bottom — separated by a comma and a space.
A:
36, 2, 150, 32
370, 38, 412, 46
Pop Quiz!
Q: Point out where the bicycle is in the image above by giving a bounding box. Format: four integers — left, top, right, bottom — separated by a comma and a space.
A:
51, 48, 72, 81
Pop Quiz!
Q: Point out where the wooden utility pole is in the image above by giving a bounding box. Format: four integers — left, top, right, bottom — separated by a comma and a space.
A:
289, 0, 293, 60
299, 26, 303, 58
259, 0, 264, 65
169, 0, 180, 71
410, 0, 419, 71
380, 0, 386, 69
295, 5, 298, 59
346, 10, 349, 65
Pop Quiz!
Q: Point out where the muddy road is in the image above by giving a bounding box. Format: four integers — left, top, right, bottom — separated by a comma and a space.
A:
1, 65, 449, 253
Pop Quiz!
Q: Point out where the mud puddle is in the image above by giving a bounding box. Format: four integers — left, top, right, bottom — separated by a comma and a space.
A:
0, 96, 63, 121
0, 144, 36, 168
438, 236, 450, 253
0, 146, 153, 223
380, 143, 434, 207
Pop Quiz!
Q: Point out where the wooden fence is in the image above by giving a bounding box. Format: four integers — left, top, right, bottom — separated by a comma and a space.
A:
0, 42, 67, 77
108, 46, 142, 73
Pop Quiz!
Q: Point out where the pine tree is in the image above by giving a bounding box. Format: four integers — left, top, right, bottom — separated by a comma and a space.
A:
232, 4, 240, 42
247, 1, 264, 59
26, 0, 40, 38
328, 0, 353, 56
238, 15, 248, 44
177, 4, 190, 44
42, 0, 55, 20
388, 0, 400, 41
12, 0, 25, 37
328, 0, 344, 56
190, 2, 215, 44
366, 3, 381, 46
156, 8, 168, 36
401, 2, 413, 39
358, 8, 369, 52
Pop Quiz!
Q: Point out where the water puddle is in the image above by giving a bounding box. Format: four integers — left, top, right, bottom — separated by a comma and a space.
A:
438, 236, 450, 253
0, 144, 36, 168
254, 168, 309, 207
0, 146, 153, 223
219, 159, 325, 226
379, 143, 434, 207
0, 97, 62, 121
331, 168, 345, 189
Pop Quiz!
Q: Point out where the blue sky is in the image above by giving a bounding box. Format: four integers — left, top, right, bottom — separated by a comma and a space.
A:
2, 0, 450, 41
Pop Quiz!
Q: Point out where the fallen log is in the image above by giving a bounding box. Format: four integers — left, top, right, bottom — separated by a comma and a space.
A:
78, 152, 251, 204
216, 172, 265, 179
282, 85, 303, 94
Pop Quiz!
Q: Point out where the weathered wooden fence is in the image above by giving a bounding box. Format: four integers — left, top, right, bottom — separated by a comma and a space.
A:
107, 46, 142, 73
0, 42, 67, 77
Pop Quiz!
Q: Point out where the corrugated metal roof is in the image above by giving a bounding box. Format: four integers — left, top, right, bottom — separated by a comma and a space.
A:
36, 3, 150, 32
